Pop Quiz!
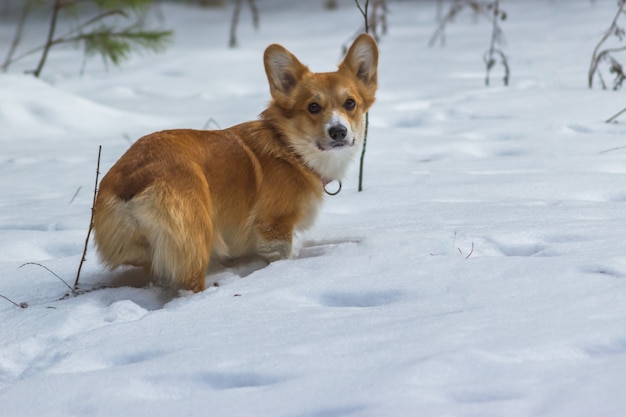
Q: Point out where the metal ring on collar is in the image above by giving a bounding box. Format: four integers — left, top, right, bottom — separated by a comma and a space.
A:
324, 180, 342, 196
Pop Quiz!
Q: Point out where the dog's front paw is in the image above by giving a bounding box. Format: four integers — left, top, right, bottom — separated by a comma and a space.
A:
256, 239, 292, 263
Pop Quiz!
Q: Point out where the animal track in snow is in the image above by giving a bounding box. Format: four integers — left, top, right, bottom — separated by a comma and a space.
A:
318, 289, 402, 308
580, 262, 626, 278
0, 298, 151, 388
0, 336, 69, 385
451, 388, 523, 404
132, 371, 284, 400
493, 241, 549, 257
296, 405, 367, 417
109, 350, 167, 367
563, 124, 594, 134
198, 371, 282, 390
583, 337, 626, 358
605, 191, 626, 202
477, 237, 556, 258
0, 223, 57, 231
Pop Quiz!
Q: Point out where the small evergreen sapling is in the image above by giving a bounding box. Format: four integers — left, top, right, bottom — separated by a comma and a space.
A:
2, 0, 172, 77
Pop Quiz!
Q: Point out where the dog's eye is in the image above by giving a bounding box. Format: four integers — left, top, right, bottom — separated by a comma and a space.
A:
344, 98, 356, 110
308, 103, 321, 114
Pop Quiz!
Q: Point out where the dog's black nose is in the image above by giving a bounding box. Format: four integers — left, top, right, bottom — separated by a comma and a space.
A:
328, 125, 348, 142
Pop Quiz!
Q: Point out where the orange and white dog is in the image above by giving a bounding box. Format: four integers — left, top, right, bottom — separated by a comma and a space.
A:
93, 34, 378, 292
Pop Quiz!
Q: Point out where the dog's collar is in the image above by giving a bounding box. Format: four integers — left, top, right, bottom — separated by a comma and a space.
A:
263, 122, 342, 196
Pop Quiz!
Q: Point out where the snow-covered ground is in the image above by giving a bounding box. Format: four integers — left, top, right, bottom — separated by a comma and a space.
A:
2, 1, 626, 415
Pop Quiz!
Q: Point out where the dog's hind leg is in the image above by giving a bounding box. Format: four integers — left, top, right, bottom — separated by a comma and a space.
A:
132, 166, 216, 292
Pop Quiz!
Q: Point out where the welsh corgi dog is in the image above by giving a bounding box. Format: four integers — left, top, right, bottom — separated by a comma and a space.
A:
93, 34, 378, 292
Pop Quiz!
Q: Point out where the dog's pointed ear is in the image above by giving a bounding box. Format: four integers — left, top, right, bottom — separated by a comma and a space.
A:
340, 33, 378, 89
264, 44, 309, 99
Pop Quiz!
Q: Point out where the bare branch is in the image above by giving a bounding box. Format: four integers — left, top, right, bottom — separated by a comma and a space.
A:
229, 0, 259, 48
19, 262, 73, 291
355, 0, 371, 192
484, 0, 509, 86
354, 0, 369, 34
1, 1, 33, 73
33, 0, 63, 77
0, 294, 28, 309
74, 145, 102, 291
589, 0, 626, 88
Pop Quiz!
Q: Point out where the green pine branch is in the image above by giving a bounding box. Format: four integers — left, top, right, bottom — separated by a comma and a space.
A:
81, 27, 173, 66
2, 0, 173, 77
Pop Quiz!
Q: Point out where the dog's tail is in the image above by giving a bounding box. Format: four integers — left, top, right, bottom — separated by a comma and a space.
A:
93, 165, 225, 292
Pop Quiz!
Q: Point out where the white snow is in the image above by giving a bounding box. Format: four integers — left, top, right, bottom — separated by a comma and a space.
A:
2, 1, 626, 416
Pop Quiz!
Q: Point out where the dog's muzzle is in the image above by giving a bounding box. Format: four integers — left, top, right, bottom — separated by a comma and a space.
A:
327, 124, 350, 148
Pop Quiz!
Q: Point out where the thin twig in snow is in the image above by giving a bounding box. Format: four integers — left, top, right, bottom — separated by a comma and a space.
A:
74, 145, 102, 291
69, 186, 82, 205
19, 262, 73, 291
0, 294, 28, 309
354, 0, 370, 192
589, 0, 626, 89
465, 242, 475, 259
599, 145, 626, 154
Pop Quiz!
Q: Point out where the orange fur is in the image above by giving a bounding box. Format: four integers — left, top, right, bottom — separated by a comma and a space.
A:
93, 34, 378, 292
